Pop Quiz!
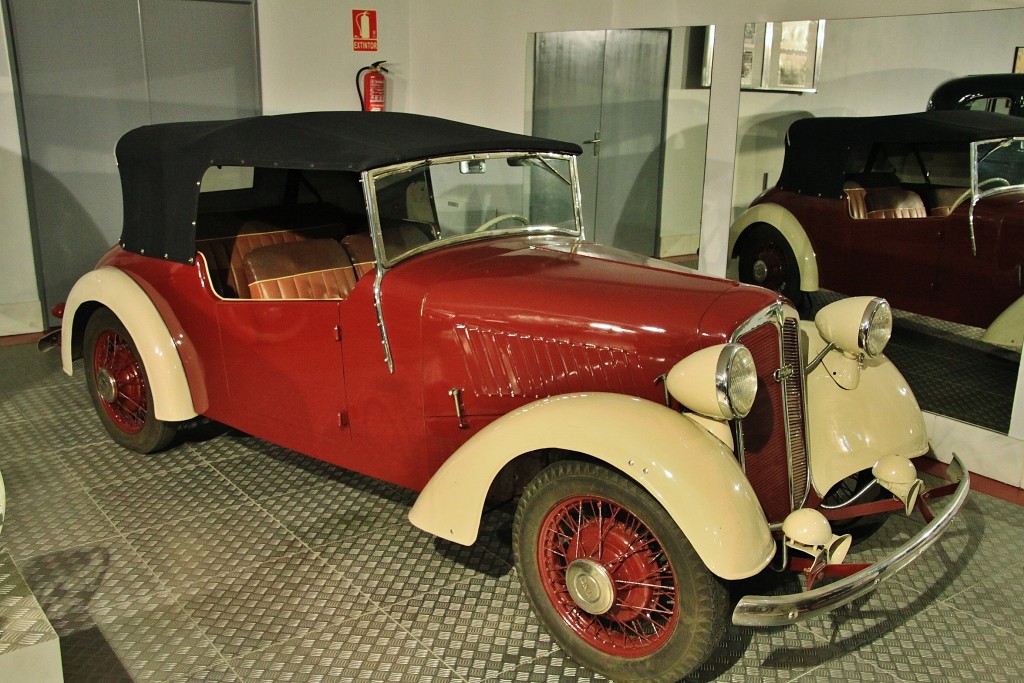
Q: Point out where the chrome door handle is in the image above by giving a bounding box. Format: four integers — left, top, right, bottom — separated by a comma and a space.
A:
582, 130, 601, 156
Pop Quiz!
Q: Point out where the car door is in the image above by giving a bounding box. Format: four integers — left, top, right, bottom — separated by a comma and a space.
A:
829, 211, 946, 315
216, 298, 350, 457
937, 199, 1024, 329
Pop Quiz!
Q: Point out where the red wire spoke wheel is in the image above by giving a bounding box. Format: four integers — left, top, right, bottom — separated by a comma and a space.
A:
92, 328, 148, 435
514, 460, 727, 683
538, 494, 677, 656
84, 309, 176, 453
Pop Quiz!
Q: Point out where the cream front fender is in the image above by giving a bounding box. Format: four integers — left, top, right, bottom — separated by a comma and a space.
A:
409, 392, 776, 581
802, 322, 929, 494
982, 294, 1024, 351
729, 203, 819, 292
62, 268, 197, 422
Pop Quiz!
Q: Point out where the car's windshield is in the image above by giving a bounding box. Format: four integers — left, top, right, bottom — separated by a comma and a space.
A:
368, 153, 580, 263
974, 137, 1024, 195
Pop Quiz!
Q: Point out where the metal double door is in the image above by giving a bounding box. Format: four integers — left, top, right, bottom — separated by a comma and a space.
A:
533, 29, 670, 256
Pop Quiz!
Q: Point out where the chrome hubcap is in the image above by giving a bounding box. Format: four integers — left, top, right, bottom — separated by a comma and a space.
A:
96, 367, 118, 404
565, 558, 616, 615
752, 259, 768, 283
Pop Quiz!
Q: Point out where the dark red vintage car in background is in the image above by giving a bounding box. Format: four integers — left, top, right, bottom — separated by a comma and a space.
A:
50, 112, 967, 682
730, 110, 1024, 349
928, 73, 1024, 117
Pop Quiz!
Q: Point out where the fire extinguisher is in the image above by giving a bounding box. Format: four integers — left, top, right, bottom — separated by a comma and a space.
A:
357, 61, 388, 112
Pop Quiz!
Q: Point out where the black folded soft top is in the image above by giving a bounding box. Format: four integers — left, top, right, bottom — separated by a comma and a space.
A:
777, 110, 1024, 199
115, 112, 581, 264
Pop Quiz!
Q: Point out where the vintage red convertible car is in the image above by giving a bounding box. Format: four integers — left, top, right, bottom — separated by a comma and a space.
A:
730, 110, 1024, 349
50, 112, 968, 682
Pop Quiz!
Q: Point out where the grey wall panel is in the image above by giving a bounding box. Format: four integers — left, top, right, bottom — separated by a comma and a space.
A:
141, 0, 259, 123
7, 0, 259, 322
6, 0, 150, 315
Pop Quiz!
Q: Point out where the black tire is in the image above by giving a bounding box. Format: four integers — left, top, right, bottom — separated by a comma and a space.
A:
736, 224, 802, 303
83, 308, 176, 453
513, 460, 727, 683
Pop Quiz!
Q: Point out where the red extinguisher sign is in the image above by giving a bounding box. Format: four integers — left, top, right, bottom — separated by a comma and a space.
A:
352, 10, 378, 52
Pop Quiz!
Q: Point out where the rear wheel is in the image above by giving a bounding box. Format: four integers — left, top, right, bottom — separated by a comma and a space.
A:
84, 308, 176, 453
737, 224, 802, 303
513, 461, 727, 683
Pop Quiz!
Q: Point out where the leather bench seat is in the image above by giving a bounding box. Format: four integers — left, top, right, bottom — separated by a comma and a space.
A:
843, 173, 927, 220
197, 222, 344, 298
243, 239, 357, 300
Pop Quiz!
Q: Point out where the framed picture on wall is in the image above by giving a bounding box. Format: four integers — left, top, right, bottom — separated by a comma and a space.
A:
1015, 46, 1024, 74
703, 20, 826, 92
761, 20, 825, 91
737, 19, 823, 92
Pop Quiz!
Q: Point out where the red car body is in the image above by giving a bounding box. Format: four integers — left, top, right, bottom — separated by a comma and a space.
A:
53, 112, 969, 683
749, 185, 1024, 329
94, 236, 774, 492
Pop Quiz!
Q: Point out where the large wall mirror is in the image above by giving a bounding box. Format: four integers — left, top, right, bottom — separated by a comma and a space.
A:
728, 9, 1024, 434
530, 26, 712, 265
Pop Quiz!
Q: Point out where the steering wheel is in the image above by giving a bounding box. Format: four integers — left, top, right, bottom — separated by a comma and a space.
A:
979, 177, 1010, 190
474, 213, 529, 233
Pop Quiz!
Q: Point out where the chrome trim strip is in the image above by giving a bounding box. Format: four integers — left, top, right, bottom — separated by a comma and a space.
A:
730, 303, 810, 510
785, 317, 812, 510
732, 454, 971, 627
729, 302, 784, 344
362, 170, 395, 373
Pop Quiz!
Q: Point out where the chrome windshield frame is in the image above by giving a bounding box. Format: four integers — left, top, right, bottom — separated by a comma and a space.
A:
361, 152, 584, 373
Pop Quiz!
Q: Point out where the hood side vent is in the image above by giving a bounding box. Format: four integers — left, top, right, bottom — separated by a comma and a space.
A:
455, 324, 644, 399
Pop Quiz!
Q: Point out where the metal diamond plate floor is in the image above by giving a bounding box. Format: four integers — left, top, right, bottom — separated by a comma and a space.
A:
1, 341, 1023, 682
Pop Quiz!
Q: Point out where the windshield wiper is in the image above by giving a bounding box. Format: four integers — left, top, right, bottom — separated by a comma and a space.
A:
526, 155, 571, 186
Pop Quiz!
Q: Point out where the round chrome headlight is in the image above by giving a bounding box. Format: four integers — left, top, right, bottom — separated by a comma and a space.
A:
717, 344, 757, 419
814, 296, 892, 358
859, 298, 892, 358
666, 343, 758, 420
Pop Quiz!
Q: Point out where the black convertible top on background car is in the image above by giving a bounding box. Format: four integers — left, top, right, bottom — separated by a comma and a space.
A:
777, 110, 1024, 199
115, 111, 582, 264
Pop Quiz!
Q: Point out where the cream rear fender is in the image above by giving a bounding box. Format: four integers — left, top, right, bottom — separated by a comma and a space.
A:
802, 321, 929, 495
409, 392, 776, 581
981, 294, 1024, 351
730, 203, 819, 292
62, 267, 197, 422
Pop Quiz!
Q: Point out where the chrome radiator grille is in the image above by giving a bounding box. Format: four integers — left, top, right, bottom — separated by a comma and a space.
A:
734, 310, 809, 523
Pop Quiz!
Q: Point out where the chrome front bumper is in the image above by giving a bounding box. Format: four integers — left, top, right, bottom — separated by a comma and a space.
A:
732, 454, 971, 627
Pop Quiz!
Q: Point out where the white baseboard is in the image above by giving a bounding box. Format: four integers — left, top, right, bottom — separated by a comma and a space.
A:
924, 411, 1024, 489
0, 301, 43, 337
659, 234, 699, 259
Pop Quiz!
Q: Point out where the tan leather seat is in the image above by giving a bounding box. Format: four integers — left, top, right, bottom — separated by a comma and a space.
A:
340, 233, 376, 278
244, 239, 357, 300
198, 225, 341, 297
844, 182, 868, 220
843, 173, 927, 220
865, 187, 927, 219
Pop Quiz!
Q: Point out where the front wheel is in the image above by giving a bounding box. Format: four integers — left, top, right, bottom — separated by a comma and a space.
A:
513, 461, 727, 683
736, 224, 802, 303
84, 308, 176, 453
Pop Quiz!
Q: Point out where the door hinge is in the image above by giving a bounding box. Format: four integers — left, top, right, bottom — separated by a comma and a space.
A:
338, 411, 349, 428
334, 324, 342, 341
